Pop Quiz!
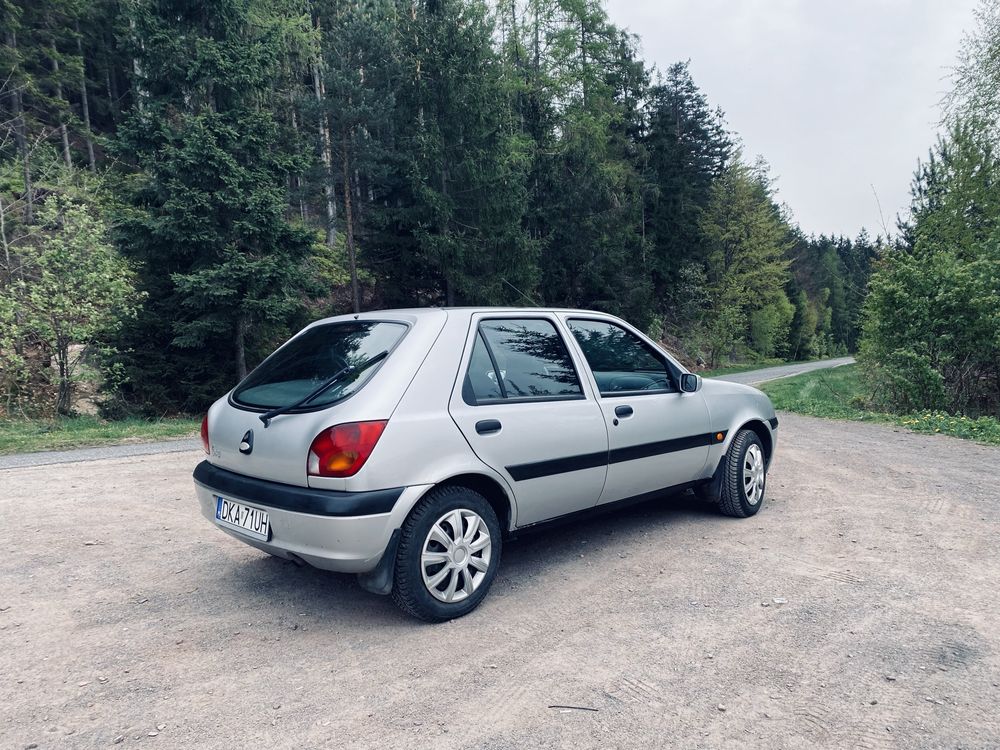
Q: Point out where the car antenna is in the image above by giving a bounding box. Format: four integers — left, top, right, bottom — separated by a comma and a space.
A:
501, 278, 540, 307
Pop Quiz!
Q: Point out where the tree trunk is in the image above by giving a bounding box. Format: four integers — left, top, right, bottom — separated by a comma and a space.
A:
76, 24, 97, 172
105, 52, 120, 122
50, 45, 73, 167
7, 32, 34, 224
235, 314, 249, 381
342, 128, 360, 313
56, 337, 71, 415
312, 17, 338, 249
440, 164, 454, 306
289, 104, 308, 220
129, 16, 146, 109
0, 194, 9, 274
580, 15, 587, 109
533, 0, 540, 74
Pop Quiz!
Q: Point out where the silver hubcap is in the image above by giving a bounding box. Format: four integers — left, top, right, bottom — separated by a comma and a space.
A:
421, 509, 492, 603
743, 443, 765, 505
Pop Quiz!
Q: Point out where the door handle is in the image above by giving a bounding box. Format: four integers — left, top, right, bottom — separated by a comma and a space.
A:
614, 405, 633, 418
475, 419, 502, 435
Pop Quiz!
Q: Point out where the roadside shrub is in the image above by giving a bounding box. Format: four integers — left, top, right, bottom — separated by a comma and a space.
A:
873, 349, 947, 413
860, 124, 1000, 418
0, 194, 142, 417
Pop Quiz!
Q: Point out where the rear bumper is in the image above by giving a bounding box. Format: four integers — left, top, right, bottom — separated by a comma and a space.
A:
193, 461, 429, 573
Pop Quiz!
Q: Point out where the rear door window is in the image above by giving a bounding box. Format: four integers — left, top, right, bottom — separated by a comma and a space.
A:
567, 319, 676, 395
463, 319, 583, 404
232, 321, 407, 410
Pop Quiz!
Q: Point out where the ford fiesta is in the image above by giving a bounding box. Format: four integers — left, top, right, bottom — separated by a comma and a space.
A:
194, 308, 778, 621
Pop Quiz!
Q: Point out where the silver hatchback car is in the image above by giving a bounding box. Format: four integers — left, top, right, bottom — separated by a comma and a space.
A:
194, 308, 778, 621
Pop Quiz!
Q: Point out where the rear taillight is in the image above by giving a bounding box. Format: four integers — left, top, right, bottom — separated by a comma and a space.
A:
200, 414, 210, 454
307, 421, 387, 478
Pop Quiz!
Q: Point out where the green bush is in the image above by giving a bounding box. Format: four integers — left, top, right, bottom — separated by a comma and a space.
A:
859, 124, 1000, 417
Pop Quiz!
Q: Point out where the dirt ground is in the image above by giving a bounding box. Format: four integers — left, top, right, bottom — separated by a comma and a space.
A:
2, 412, 999, 750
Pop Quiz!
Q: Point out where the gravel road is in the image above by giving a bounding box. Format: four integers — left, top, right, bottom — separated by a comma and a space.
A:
2, 411, 998, 749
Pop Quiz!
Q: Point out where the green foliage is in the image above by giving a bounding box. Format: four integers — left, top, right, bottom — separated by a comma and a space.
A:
750, 295, 795, 358
860, 124, 1000, 416
363, 0, 539, 308
859, 6, 1000, 420
945, 0, 1000, 145
107, 0, 318, 413
761, 365, 1000, 446
0, 182, 140, 416
644, 61, 731, 320
698, 159, 792, 365
3, 0, 880, 422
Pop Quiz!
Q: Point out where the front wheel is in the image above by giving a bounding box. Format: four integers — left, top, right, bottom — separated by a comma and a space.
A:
391, 486, 502, 622
717, 429, 767, 518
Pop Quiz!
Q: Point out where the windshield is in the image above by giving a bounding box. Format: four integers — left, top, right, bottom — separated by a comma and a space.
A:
232, 321, 408, 410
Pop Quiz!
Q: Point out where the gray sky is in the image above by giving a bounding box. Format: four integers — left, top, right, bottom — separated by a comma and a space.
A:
605, 0, 978, 239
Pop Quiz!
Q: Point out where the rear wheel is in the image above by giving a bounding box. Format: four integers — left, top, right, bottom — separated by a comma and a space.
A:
391, 486, 502, 622
717, 429, 767, 518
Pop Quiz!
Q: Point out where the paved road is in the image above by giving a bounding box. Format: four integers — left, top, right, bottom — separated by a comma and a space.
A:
713, 356, 855, 385
0, 437, 201, 470
0, 358, 855, 470
2, 413, 998, 749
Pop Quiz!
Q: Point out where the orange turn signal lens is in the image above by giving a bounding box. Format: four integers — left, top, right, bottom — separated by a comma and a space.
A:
307, 420, 388, 478
715, 432, 724, 442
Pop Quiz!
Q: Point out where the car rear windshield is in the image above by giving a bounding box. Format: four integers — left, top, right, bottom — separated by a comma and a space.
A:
231, 321, 408, 410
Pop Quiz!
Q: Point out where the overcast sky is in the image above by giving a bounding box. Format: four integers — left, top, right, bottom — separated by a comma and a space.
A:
605, 0, 979, 239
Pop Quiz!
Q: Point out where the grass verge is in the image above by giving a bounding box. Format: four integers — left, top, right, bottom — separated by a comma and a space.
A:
0, 416, 201, 455
760, 365, 1000, 446
700, 358, 787, 377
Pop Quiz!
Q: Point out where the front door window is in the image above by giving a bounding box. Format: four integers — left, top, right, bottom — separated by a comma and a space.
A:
566, 319, 676, 395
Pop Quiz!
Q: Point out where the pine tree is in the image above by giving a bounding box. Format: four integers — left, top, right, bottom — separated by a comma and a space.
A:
699, 158, 791, 365
643, 61, 731, 326
366, 0, 536, 308
109, 0, 317, 413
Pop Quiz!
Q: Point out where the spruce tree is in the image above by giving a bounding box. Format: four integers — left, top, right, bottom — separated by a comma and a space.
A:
109, 0, 316, 413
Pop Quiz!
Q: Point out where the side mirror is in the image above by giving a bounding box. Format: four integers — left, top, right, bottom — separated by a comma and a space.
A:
680, 373, 702, 393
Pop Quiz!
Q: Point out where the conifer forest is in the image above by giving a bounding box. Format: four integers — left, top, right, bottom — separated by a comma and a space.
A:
1, 0, 997, 420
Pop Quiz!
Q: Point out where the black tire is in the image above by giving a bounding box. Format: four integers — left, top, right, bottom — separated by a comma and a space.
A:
718, 429, 767, 518
391, 486, 502, 622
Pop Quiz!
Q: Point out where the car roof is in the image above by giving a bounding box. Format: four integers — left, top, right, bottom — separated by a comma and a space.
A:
300, 307, 625, 332
316, 306, 617, 322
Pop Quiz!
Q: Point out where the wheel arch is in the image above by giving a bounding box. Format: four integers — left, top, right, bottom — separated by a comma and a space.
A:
738, 418, 774, 466
422, 472, 515, 536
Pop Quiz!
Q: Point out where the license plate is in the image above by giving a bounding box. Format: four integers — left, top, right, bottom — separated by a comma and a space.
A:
215, 496, 270, 541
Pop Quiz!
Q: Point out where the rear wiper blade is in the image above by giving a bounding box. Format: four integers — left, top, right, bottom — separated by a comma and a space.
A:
259, 350, 389, 427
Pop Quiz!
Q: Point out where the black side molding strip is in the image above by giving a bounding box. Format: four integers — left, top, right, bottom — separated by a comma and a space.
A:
769, 416, 779, 429
507, 450, 608, 482
193, 461, 403, 517
608, 431, 725, 464
505, 430, 728, 482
